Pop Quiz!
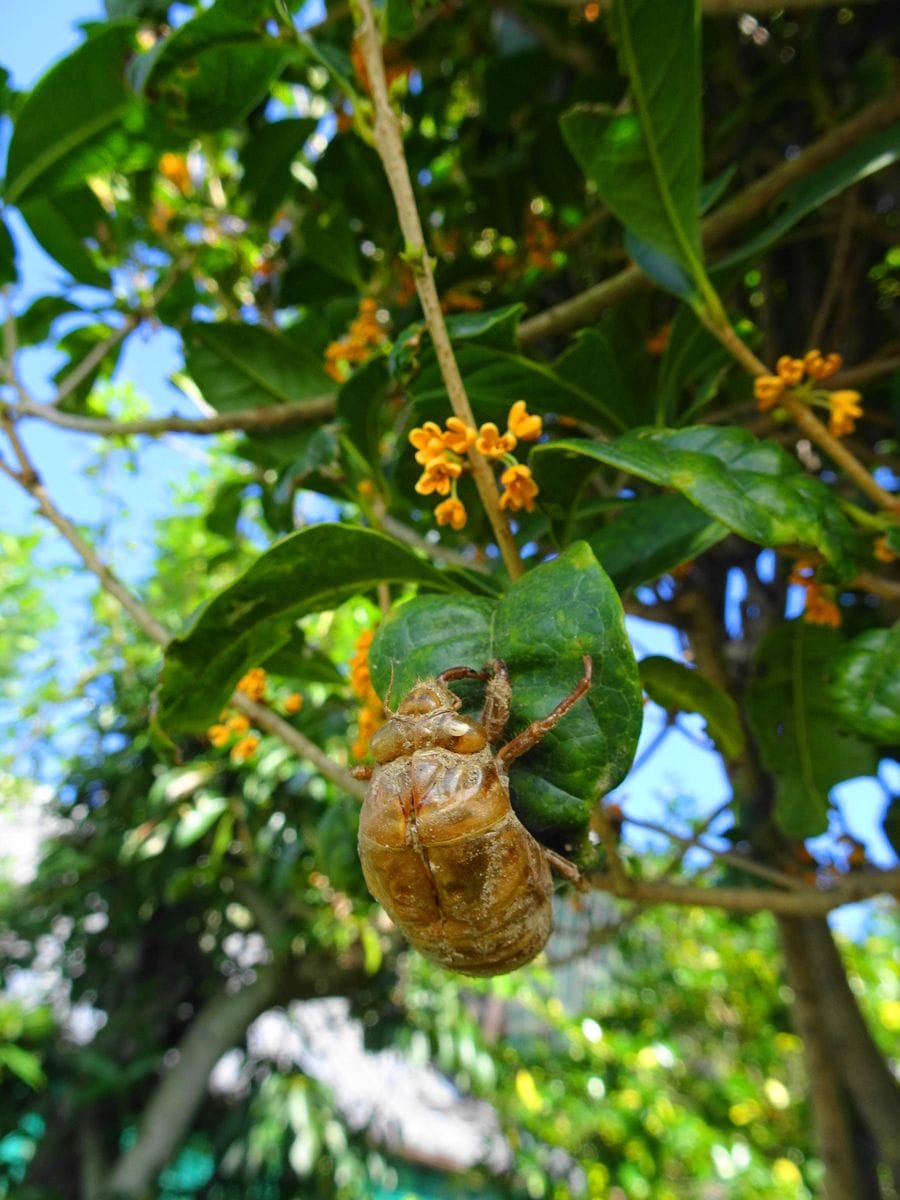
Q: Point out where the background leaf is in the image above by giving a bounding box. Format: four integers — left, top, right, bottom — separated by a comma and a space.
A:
639, 655, 744, 760
531, 428, 857, 576
829, 625, 900, 744
745, 623, 877, 837
4, 24, 139, 205
156, 525, 463, 735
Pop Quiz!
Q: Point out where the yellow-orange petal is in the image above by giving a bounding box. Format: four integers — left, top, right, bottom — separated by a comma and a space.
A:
776, 356, 805, 386
434, 496, 467, 530
507, 400, 542, 441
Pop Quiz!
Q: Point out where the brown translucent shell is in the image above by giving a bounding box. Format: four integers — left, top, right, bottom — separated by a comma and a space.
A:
357, 677, 552, 977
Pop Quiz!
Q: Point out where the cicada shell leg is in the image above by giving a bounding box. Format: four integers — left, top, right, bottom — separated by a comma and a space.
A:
351, 764, 374, 781
497, 655, 593, 767
479, 659, 511, 743
543, 845, 586, 890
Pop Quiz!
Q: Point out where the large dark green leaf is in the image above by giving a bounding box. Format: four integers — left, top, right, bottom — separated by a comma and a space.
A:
19, 192, 110, 289
716, 123, 900, 272
240, 117, 316, 223
560, 0, 711, 304
745, 623, 877, 837
300, 204, 363, 288
337, 356, 391, 491
588, 495, 727, 591
130, 7, 286, 132
639, 655, 744, 761
552, 329, 635, 432
156, 525, 464, 734
829, 625, 900, 744
531, 427, 857, 576
369, 543, 642, 840
183, 322, 335, 413
0, 217, 16, 285
408, 342, 629, 432
5, 24, 138, 205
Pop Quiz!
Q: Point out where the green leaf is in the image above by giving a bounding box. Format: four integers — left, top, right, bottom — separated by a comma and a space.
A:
588, 496, 727, 591
183, 322, 335, 413
531, 427, 857, 576
369, 543, 643, 840
0, 1044, 45, 1090
639, 655, 744, 760
552, 328, 635, 432
300, 204, 363, 287
0, 216, 16, 285
15, 296, 84, 346
337, 357, 391, 489
829, 626, 900, 744
655, 305, 731, 426
240, 117, 316, 223
745, 623, 877, 837
156, 525, 464, 734
4, 24, 138, 205
408, 341, 629, 433
130, 8, 287, 133
172, 795, 229, 848
19, 192, 110, 289
385, 0, 417, 38
317, 798, 366, 897
560, 0, 712, 305
716, 122, 900, 272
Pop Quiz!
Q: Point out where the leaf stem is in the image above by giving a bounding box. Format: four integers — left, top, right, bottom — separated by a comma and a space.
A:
352, 0, 524, 580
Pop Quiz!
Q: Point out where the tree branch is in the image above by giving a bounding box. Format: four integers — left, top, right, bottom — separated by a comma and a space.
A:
519, 89, 900, 346
352, 0, 524, 581
777, 917, 862, 1200
9, 394, 336, 438
102, 965, 282, 1199
587, 867, 900, 916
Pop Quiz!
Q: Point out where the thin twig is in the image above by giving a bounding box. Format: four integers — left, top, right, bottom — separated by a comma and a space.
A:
8, 395, 336, 438
587, 867, 900, 916
232, 694, 366, 800
623, 811, 805, 891
808, 188, 858, 350
54, 320, 136, 407
352, 0, 524, 581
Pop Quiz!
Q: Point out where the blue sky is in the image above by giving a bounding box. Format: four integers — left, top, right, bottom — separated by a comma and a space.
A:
1, 3, 896, 933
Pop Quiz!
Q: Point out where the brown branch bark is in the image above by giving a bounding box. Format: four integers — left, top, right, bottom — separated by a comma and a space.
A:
587, 867, 900, 915
353, 0, 524, 580
800, 918, 900, 1183
10, 394, 336, 438
777, 917, 864, 1200
102, 965, 282, 1199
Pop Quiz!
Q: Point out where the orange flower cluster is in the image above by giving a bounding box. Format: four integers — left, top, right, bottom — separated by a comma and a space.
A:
788, 559, 841, 628
349, 629, 384, 761
874, 535, 897, 564
409, 401, 544, 531
754, 349, 863, 439
207, 667, 305, 763
524, 212, 558, 271
324, 298, 386, 382
441, 289, 485, 314
159, 152, 192, 196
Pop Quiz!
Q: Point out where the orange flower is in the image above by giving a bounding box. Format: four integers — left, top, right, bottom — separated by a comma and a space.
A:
208, 723, 230, 748
499, 463, 539, 512
443, 416, 476, 455
415, 456, 462, 496
441, 289, 484, 313
475, 422, 517, 458
350, 629, 377, 703
507, 400, 542, 442
646, 323, 672, 356
434, 496, 467, 530
803, 583, 841, 628
804, 349, 842, 381
776, 356, 805, 386
231, 734, 260, 762
409, 421, 447, 465
226, 714, 251, 735
284, 693, 303, 715
828, 390, 863, 438
873, 535, 897, 564
352, 704, 383, 761
754, 375, 786, 411
159, 152, 191, 196
236, 667, 267, 701
788, 558, 817, 586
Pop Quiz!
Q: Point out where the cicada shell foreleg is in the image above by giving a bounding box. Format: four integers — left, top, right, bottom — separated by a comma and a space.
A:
543, 845, 585, 889
496, 655, 593, 768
